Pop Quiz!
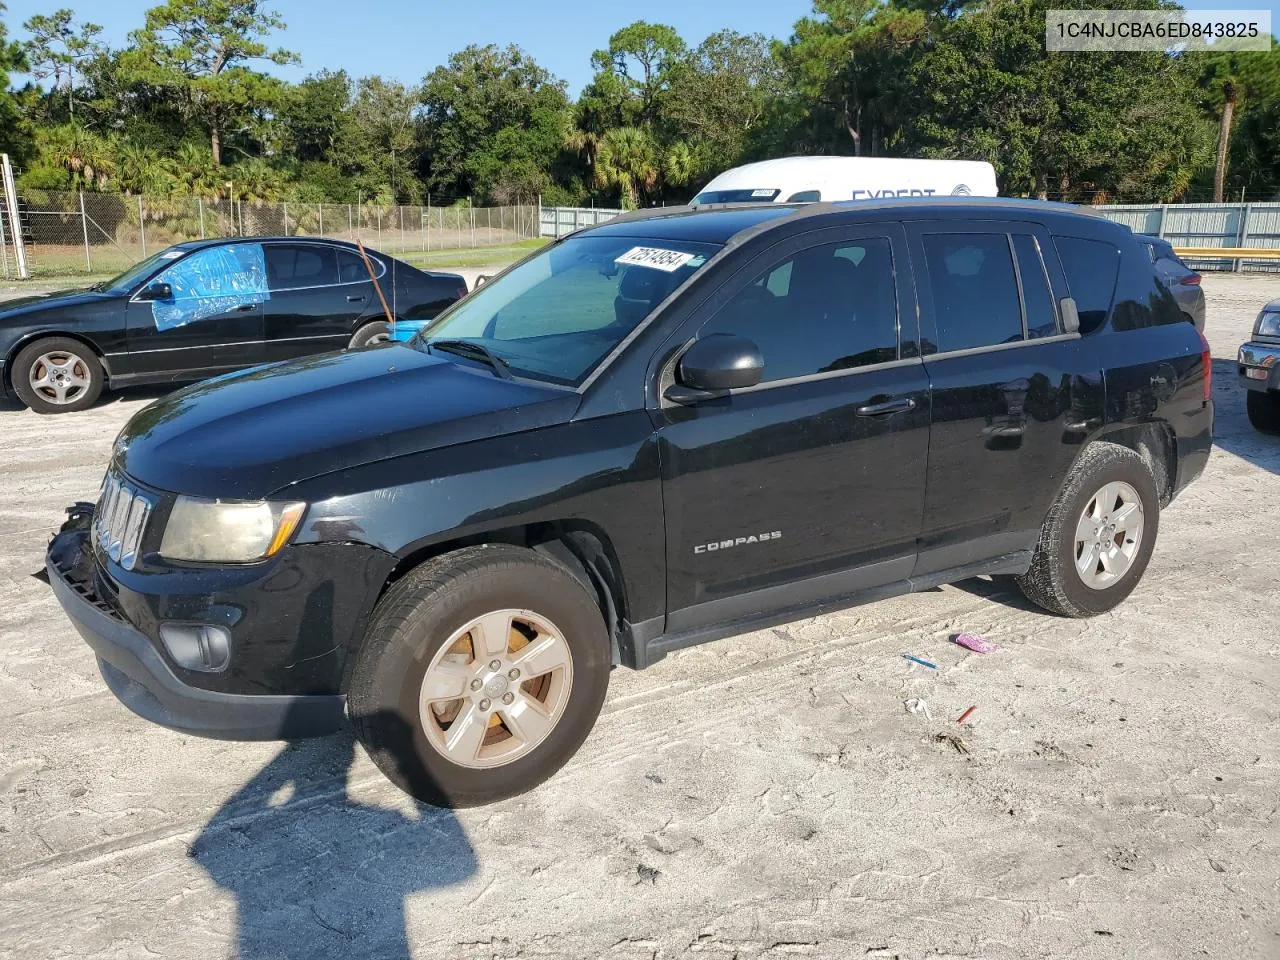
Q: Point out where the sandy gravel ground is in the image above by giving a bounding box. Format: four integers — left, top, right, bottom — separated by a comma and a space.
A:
1, 274, 1278, 960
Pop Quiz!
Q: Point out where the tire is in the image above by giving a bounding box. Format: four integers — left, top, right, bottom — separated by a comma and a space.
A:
11, 337, 104, 414
349, 544, 611, 807
1016, 441, 1160, 618
348, 320, 392, 349
1246, 391, 1280, 434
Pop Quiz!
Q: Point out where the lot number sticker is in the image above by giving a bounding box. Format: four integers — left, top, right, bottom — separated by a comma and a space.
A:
615, 246, 696, 272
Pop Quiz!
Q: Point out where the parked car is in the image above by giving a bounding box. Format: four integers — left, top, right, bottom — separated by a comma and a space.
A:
1238, 297, 1280, 432
47, 198, 1212, 807
1136, 235, 1205, 331
0, 237, 466, 413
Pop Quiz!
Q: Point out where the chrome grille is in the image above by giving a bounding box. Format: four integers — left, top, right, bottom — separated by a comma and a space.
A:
93, 471, 155, 570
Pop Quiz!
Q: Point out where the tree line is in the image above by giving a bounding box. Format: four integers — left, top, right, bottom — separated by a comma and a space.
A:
0, 0, 1277, 208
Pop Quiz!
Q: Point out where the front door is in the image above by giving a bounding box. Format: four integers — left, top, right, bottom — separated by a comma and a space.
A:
125, 242, 266, 381
652, 224, 931, 632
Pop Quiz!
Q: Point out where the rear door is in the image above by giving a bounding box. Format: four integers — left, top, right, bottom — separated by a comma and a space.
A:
652, 223, 932, 629
263, 242, 369, 362
124, 243, 266, 380
906, 222, 1101, 576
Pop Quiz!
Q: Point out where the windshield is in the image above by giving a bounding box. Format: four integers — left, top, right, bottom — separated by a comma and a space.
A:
416, 235, 721, 386
691, 188, 780, 206
101, 248, 188, 294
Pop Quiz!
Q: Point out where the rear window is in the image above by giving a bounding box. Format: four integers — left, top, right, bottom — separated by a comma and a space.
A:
923, 233, 1024, 352
265, 244, 338, 291
1053, 236, 1120, 334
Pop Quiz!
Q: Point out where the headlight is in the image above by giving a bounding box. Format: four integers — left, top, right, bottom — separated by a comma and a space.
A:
1255, 310, 1280, 338
159, 498, 306, 563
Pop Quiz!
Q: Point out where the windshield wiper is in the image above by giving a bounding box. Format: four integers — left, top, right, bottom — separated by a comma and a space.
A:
427, 339, 512, 380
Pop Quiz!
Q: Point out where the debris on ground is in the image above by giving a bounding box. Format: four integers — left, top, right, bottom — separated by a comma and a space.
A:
903, 654, 937, 669
953, 632, 1000, 654
904, 698, 933, 721
934, 732, 971, 755
956, 705, 977, 725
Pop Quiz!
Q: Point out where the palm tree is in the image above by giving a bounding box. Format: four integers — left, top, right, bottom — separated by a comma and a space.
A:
1213, 76, 1241, 203
595, 127, 659, 210
36, 123, 113, 189
662, 140, 697, 192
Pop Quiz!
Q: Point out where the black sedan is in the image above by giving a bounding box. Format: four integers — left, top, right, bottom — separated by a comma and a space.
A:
0, 237, 466, 413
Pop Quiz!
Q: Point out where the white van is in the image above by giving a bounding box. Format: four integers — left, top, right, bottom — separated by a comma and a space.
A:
690, 156, 998, 205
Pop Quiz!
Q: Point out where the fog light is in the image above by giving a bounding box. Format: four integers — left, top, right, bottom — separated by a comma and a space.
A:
159, 623, 231, 672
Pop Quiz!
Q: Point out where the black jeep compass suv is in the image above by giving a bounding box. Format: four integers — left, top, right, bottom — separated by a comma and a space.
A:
47, 198, 1213, 806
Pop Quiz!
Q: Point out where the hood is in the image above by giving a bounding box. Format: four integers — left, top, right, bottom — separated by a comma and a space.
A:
116, 343, 580, 500
0, 287, 114, 320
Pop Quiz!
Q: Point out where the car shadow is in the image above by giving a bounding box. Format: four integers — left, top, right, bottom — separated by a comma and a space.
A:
188, 709, 477, 959
949, 574, 1046, 613
1211, 358, 1280, 476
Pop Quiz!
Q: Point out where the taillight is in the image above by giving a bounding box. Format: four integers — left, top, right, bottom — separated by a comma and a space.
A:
1180, 274, 1202, 286
1197, 328, 1212, 403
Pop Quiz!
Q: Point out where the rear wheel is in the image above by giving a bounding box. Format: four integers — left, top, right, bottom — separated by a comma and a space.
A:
348, 320, 392, 349
349, 544, 611, 807
1246, 391, 1280, 434
11, 337, 104, 414
1016, 442, 1159, 618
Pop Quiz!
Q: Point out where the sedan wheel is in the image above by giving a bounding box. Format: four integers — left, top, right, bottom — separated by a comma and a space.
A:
12, 337, 104, 414
29, 350, 92, 405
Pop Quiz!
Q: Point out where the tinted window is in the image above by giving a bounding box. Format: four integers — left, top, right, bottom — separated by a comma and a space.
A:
786, 190, 822, 203
336, 249, 383, 283
1054, 236, 1119, 334
923, 233, 1022, 352
1012, 234, 1058, 339
692, 188, 780, 205
701, 237, 898, 381
265, 244, 338, 291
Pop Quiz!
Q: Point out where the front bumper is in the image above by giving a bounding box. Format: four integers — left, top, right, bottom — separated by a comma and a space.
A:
1238, 341, 1280, 393
46, 527, 346, 740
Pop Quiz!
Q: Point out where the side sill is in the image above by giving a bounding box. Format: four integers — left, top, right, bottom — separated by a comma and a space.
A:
623, 550, 1033, 670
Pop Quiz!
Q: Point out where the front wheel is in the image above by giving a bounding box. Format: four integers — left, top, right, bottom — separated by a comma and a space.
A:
1246, 391, 1280, 434
11, 337, 104, 413
1016, 442, 1160, 618
348, 544, 611, 807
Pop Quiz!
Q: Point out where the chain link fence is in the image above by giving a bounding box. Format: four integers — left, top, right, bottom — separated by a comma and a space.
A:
4, 190, 543, 280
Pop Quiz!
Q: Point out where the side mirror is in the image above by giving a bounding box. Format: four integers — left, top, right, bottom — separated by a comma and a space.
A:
138, 281, 173, 302
666, 334, 764, 403
1059, 296, 1080, 334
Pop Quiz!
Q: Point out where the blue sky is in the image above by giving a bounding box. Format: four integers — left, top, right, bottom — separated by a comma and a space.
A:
4, 0, 815, 94
5, 0, 1274, 94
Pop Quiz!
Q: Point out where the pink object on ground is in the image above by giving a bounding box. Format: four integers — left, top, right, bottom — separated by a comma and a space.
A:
953, 632, 1000, 654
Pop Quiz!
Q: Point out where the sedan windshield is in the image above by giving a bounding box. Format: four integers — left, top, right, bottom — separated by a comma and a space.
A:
416, 235, 721, 386
100, 248, 188, 294
691, 188, 780, 205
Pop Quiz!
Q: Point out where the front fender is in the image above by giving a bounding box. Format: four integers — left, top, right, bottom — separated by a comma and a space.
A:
281, 412, 666, 626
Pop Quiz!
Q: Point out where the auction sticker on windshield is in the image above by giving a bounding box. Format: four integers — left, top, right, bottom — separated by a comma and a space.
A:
615, 247, 696, 272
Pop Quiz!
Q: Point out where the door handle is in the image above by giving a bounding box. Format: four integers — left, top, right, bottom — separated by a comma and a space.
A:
346, 295, 367, 303
231, 303, 256, 313
856, 397, 917, 417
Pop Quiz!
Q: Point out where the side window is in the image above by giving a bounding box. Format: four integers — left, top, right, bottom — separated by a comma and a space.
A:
786, 190, 822, 203
1053, 236, 1119, 334
701, 237, 899, 382
265, 244, 338, 291
1012, 234, 1058, 339
151, 243, 268, 330
336, 249, 382, 284
922, 233, 1022, 352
